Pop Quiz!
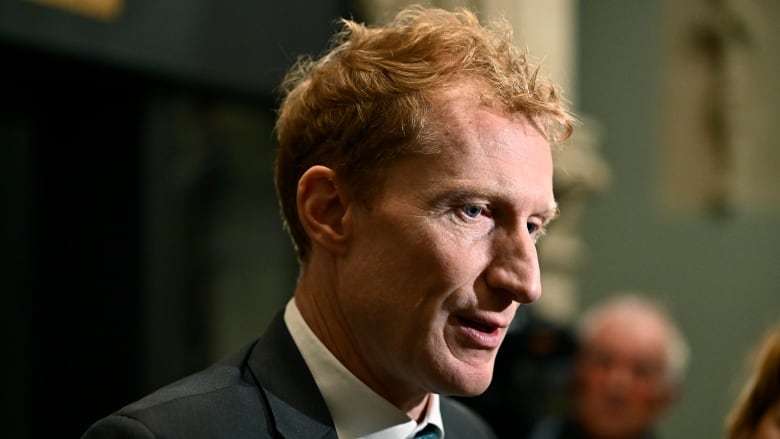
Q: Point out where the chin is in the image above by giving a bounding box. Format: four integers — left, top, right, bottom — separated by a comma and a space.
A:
436, 365, 494, 397
460, 384, 491, 397
448, 380, 492, 397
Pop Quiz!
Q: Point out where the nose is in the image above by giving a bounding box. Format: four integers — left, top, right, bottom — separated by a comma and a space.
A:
603, 363, 633, 395
484, 226, 542, 303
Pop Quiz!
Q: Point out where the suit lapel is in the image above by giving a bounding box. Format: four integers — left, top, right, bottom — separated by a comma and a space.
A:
247, 313, 338, 439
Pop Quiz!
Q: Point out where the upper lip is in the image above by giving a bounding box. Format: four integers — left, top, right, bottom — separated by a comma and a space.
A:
457, 312, 510, 331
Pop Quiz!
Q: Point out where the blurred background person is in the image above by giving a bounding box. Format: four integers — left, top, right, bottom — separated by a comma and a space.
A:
529, 294, 689, 439
726, 322, 780, 439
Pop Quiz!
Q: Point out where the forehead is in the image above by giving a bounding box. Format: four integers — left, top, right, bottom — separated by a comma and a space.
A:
365, 79, 555, 213
587, 313, 668, 360
425, 81, 549, 163
429, 81, 532, 137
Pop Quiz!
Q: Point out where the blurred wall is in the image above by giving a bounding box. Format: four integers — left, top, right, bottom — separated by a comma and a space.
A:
576, 2, 780, 438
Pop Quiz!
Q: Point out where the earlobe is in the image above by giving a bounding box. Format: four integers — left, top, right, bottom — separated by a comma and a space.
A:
296, 166, 351, 256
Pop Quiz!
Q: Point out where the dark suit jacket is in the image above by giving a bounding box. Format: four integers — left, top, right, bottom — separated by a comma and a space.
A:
83, 312, 497, 438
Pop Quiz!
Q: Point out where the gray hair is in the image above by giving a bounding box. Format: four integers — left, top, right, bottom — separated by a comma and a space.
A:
576, 293, 690, 387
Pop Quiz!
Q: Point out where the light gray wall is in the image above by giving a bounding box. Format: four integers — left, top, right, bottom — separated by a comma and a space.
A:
577, 2, 780, 438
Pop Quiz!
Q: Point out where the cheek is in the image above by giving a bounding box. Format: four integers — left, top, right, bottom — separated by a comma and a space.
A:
576, 376, 610, 406
349, 211, 490, 316
393, 227, 479, 286
347, 228, 451, 306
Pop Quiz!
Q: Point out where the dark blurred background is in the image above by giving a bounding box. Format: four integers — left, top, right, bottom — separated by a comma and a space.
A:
0, 1, 360, 436
2, 1, 778, 438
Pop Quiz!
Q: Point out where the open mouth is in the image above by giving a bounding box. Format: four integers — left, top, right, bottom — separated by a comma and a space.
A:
457, 316, 497, 334
453, 315, 504, 349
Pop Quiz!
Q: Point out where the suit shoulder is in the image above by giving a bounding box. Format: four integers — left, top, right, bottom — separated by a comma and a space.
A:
118, 343, 250, 409
82, 414, 155, 439
441, 396, 498, 439
84, 342, 275, 438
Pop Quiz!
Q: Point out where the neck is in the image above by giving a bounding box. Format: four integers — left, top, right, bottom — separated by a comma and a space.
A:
294, 257, 432, 420
408, 394, 431, 423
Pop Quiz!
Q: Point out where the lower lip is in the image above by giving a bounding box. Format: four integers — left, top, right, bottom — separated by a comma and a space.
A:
456, 319, 503, 349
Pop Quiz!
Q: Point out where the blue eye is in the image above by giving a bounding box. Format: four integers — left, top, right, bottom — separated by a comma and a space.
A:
462, 205, 483, 218
528, 222, 548, 244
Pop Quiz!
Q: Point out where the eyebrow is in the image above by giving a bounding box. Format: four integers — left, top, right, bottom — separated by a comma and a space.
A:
542, 204, 561, 224
434, 188, 492, 205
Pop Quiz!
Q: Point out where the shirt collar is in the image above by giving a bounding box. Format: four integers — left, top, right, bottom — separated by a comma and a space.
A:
284, 298, 444, 439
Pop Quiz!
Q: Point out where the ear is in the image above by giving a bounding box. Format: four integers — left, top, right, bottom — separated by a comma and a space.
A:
296, 165, 352, 256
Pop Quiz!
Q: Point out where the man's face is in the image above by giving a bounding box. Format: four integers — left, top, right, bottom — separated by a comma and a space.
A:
574, 314, 672, 439
335, 83, 555, 404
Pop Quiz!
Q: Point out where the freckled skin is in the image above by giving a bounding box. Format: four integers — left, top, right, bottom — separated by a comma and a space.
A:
296, 80, 556, 419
